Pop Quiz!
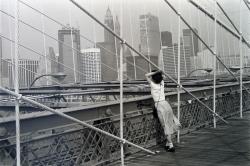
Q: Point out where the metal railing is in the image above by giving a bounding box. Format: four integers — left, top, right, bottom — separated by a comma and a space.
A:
0, 89, 249, 166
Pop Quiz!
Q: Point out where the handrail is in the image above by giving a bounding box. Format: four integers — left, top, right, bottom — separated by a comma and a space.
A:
0, 86, 155, 155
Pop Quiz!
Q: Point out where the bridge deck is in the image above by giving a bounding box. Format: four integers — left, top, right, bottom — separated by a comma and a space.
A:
111, 111, 250, 166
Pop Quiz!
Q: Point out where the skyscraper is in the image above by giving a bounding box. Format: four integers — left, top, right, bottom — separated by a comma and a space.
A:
80, 48, 101, 84
161, 31, 172, 47
183, 28, 199, 57
104, 7, 115, 44
140, 13, 161, 58
58, 25, 81, 84
162, 44, 192, 77
97, 7, 120, 81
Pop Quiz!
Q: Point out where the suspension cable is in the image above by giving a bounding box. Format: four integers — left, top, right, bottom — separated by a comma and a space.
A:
0, 86, 156, 155
163, 0, 250, 95
69, 0, 228, 124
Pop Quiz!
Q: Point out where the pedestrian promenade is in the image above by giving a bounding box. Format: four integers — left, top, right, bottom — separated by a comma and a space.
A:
111, 111, 250, 166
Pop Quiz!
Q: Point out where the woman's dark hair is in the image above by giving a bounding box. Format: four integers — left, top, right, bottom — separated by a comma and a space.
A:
151, 70, 163, 84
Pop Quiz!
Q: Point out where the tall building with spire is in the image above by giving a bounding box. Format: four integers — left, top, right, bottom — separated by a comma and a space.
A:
104, 7, 115, 44
97, 7, 121, 81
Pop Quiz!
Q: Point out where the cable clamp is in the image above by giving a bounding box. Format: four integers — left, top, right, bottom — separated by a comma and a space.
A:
16, 94, 22, 100
120, 138, 126, 144
121, 40, 126, 44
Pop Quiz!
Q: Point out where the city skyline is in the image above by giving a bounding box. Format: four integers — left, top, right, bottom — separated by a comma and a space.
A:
1, 0, 249, 60
0, 0, 249, 86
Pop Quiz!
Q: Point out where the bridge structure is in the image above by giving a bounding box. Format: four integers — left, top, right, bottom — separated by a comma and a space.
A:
0, 0, 250, 165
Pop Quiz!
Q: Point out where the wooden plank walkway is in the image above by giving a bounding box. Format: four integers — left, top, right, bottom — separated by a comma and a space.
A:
110, 111, 250, 166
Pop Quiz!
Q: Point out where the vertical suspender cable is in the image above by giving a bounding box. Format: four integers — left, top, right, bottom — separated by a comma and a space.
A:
188, 3, 196, 73
157, 1, 164, 72
14, 0, 21, 165
177, 0, 181, 143
40, 1, 48, 85
110, 0, 119, 77
233, 37, 237, 66
227, 31, 232, 66
221, 25, 225, 74
143, 4, 151, 72
206, 14, 210, 70
69, 0, 228, 124
169, 15, 177, 76
90, 0, 97, 48
197, 5, 205, 72
239, 0, 243, 118
128, 1, 137, 79
181, 31, 187, 76
7, 1, 15, 88
69, 7, 77, 83
213, 0, 217, 128
119, 0, 124, 165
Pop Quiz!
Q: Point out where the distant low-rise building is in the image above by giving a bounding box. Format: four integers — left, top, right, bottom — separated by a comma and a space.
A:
4, 59, 39, 88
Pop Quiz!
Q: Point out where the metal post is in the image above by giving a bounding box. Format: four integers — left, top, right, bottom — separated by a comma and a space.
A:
239, 0, 243, 118
14, 0, 20, 165
177, 0, 181, 143
119, 1, 124, 165
120, 44, 124, 165
213, 0, 217, 128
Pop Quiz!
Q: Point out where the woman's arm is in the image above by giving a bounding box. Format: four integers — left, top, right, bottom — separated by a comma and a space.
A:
145, 70, 161, 83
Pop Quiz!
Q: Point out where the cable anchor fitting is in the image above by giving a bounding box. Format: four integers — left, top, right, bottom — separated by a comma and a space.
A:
16, 94, 22, 101
121, 40, 126, 45
120, 138, 126, 144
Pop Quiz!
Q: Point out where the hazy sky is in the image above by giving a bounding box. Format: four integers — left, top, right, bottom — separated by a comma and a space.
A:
0, 0, 249, 60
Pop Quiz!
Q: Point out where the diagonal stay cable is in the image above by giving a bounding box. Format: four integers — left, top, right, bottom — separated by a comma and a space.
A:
243, 0, 250, 11
189, 0, 250, 94
0, 86, 156, 155
189, 0, 250, 51
17, 0, 148, 77
216, 1, 250, 49
164, 0, 250, 95
69, 0, 228, 124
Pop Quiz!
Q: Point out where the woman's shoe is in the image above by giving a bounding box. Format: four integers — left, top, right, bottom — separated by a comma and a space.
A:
164, 146, 169, 150
166, 147, 175, 152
